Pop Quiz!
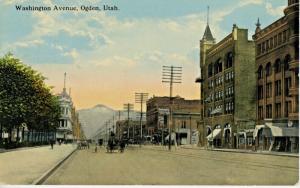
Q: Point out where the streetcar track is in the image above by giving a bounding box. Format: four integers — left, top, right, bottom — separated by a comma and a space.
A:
141, 147, 299, 172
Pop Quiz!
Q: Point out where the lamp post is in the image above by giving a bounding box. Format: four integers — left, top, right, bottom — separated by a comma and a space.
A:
162, 65, 182, 150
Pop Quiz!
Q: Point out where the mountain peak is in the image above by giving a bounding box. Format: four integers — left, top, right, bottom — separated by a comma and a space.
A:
93, 104, 114, 110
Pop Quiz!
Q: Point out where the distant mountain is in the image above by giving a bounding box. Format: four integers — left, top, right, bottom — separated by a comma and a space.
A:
77, 104, 144, 139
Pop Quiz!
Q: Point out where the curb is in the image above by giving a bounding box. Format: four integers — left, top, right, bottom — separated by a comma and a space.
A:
32, 147, 77, 185
180, 146, 299, 158
0, 145, 48, 153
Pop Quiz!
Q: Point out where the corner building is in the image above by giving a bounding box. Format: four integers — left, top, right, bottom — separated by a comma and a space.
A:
200, 24, 256, 149
252, 0, 299, 152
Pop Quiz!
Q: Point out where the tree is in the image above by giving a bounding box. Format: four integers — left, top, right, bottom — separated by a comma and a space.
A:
0, 53, 60, 145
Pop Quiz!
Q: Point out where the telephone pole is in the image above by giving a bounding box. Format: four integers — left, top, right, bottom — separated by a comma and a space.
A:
123, 103, 134, 141
162, 65, 182, 150
135, 92, 148, 144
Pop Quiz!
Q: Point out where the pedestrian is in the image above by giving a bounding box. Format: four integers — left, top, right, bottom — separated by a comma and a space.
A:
119, 140, 125, 153
94, 140, 98, 153
50, 139, 54, 150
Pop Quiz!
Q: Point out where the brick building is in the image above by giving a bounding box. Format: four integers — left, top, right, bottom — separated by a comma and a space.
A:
146, 96, 201, 145
252, 0, 299, 152
198, 23, 256, 149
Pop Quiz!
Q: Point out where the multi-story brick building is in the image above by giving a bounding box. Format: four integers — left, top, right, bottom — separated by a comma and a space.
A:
252, 0, 299, 152
198, 23, 256, 149
146, 96, 201, 145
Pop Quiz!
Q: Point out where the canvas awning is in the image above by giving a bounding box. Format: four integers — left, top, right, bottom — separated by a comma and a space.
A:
206, 129, 221, 140
165, 132, 176, 141
265, 123, 299, 137
253, 125, 265, 138
210, 108, 222, 115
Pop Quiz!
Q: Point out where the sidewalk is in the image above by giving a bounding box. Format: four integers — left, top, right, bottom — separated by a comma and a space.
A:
180, 145, 299, 157
0, 144, 77, 185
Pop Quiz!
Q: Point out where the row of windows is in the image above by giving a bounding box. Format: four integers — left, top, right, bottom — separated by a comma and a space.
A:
206, 86, 234, 103
207, 52, 234, 77
225, 71, 234, 82
207, 71, 234, 89
215, 90, 224, 101
257, 54, 291, 79
225, 102, 234, 114
61, 107, 69, 115
258, 102, 292, 120
257, 77, 292, 100
257, 30, 289, 56
225, 86, 234, 97
206, 101, 234, 117
59, 120, 68, 128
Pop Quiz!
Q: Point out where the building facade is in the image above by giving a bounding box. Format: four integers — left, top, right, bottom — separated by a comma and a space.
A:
146, 96, 201, 145
56, 73, 74, 143
116, 120, 146, 142
199, 24, 256, 149
252, 0, 299, 152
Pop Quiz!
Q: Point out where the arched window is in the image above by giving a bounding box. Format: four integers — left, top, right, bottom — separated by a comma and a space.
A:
218, 59, 223, 72
274, 59, 281, 73
284, 54, 291, 71
226, 52, 233, 69
265, 62, 272, 76
257, 65, 263, 79
214, 58, 222, 74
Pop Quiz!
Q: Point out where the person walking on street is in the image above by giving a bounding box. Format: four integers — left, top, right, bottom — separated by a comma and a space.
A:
50, 139, 54, 150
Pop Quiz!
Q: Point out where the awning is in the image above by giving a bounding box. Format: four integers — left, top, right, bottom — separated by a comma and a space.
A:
66, 134, 73, 139
265, 123, 299, 137
165, 132, 176, 141
223, 127, 231, 137
210, 108, 222, 115
253, 125, 265, 138
206, 129, 221, 140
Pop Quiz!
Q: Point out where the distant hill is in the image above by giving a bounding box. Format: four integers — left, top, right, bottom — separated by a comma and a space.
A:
77, 104, 144, 139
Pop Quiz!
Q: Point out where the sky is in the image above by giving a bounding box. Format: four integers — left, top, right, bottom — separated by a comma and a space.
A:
0, 0, 286, 110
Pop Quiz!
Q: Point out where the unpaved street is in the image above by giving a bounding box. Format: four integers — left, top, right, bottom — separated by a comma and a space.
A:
44, 146, 299, 185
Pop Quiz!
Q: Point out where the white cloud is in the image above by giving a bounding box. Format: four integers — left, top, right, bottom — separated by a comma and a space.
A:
64, 49, 79, 59
94, 56, 137, 67
265, 3, 285, 17
13, 39, 44, 48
